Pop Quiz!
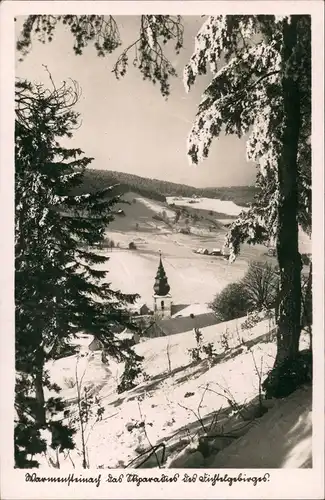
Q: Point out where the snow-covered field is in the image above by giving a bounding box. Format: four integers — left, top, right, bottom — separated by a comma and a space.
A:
97, 239, 310, 310
99, 193, 311, 309
137, 197, 175, 218
166, 196, 248, 216
34, 192, 313, 471
41, 315, 311, 470
97, 248, 248, 307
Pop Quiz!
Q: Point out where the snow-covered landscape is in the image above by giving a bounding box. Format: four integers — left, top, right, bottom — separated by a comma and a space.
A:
42, 315, 312, 470
10, 12, 320, 500
100, 194, 311, 307
35, 194, 312, 471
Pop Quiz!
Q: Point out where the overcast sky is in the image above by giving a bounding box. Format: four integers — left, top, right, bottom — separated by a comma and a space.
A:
15, 16, 256, 188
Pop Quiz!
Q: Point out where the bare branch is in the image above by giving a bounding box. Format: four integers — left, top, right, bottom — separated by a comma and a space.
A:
137, 400, 161, 468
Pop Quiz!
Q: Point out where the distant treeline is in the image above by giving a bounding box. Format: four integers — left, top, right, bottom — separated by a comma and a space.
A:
73, 169, 258, 207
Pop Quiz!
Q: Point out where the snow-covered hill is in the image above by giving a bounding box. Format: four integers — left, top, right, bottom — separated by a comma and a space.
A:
40, 315, 311, 470
208, 384, 312, 468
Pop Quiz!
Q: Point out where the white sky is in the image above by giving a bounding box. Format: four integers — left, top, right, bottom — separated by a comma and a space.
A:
15, 15, 256, 188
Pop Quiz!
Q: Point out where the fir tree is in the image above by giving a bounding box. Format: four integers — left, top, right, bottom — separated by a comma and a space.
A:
15, 77, 142, 467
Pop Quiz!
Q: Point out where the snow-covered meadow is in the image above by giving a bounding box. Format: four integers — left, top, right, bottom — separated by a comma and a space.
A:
41, 314, 311, 470
100, 193, 311, 308
34, 193, 312, 470
166, 196, 248, 217
97, 249, 248, 307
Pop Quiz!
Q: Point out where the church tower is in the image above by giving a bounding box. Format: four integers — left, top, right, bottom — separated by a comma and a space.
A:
153, 252, 172, 319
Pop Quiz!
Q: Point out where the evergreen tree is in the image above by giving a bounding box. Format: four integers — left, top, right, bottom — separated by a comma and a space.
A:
183, 15, 311, 372
15, 77, 142, 467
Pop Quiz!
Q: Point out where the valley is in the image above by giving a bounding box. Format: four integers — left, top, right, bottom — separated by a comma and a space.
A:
19, 184, 313, 471
11, 11, 316, 496
97, 191, 310, 309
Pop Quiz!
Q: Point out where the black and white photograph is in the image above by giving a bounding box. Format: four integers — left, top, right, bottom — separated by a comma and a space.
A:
0, 1, 324, 499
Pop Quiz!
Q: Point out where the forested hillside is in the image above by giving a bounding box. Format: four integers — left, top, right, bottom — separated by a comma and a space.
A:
73, 169, 257, 206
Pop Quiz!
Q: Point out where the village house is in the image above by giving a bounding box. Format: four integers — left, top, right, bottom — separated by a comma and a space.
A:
139, 303, 151, 316
88, 337, 104, 352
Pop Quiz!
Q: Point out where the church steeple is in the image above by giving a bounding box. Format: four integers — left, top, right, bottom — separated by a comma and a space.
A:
153, 252, 170, 296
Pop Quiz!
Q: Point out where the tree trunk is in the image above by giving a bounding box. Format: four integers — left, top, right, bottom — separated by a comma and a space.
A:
275, 16, 302, 366
34, 349, 46, 425
302, 261, 313, 349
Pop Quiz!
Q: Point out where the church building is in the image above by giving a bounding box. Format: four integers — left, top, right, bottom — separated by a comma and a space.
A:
153, 252, 172, 318
141, 251, 220, 339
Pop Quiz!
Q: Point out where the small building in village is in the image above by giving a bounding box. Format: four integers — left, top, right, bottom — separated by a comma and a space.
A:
139, 303, 151, 316
88, 337, 104, 352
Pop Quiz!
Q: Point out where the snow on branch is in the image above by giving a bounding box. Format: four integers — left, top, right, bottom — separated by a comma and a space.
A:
183, 15, 265, 94
186, 36, 283, 166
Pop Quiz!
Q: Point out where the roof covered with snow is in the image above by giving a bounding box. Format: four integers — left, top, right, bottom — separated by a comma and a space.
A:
171, 303, 213, 318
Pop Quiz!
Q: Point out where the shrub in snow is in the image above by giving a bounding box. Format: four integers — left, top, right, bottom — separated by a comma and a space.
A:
241, 308, 275, 332
220, 331, 231, 352
117, 353, 143, 394
241, 261, 279, 311
126, 420, 144, 432
211, 262, 279, 323
202, 342, 218, 358
64, 377, 76, 389
188, 327, 219, 363
210, 282, 252, 322
262, 349, 312, 399
64, 357, 106, 469
188, 328, 203, 362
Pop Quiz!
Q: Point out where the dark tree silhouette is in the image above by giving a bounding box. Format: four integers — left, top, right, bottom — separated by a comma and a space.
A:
15, 76, 142, 467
